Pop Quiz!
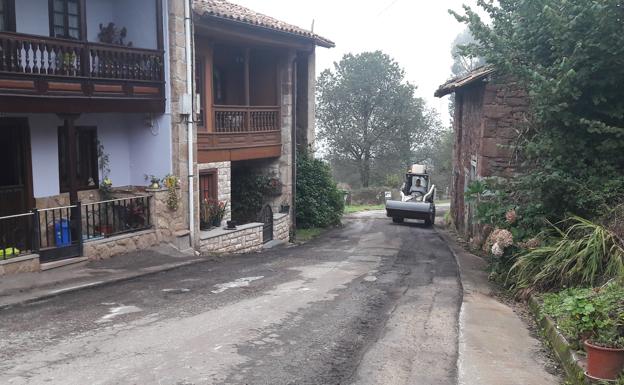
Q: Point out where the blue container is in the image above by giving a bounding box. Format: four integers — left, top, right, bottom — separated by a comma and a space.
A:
55, 219, 72, 247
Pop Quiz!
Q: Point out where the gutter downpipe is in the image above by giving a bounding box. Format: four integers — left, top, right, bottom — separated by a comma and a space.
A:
291, 55, 298, 233
184, 0, 195, 248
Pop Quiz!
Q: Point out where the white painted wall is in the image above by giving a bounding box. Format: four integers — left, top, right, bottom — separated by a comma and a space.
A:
86, 0, 158, 49
15, 0, 50, 37
29, 115, 62, 198
128, 114, 173, 184
14, 0, 158, 50
26, 113, 171, 198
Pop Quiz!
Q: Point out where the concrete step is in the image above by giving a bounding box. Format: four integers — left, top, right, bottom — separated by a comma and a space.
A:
40, 257, 89, 271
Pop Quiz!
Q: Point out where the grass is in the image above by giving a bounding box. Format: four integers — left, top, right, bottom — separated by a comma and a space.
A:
295, 228, 325, 243
344, 204, 385, 214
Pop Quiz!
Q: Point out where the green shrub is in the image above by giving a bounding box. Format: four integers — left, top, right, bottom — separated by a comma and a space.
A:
542, 283, 624, 350
509, 216, 624, 292
296, 154, 344, 229
231, 173, 270, 224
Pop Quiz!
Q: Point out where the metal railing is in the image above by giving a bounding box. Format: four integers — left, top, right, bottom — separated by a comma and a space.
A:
82, 196, 152, 240
0, 212, 36, 260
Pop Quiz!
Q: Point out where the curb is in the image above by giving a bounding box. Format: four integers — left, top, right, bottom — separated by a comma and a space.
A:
527, 295, 588, 385
0, 258, 208, 311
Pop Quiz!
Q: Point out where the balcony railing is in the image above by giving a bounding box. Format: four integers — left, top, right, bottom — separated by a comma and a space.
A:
0, 32, 163, 81
214, 105, 280, 133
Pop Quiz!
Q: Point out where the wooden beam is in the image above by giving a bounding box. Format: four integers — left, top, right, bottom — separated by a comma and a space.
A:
156, 0, 164, 51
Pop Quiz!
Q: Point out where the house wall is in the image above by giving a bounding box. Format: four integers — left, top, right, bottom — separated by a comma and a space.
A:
451, 78, 528, 242
14, 0, 158, 50
15, 0, 49, 36
87, 0, 158, 49
25, 113, 171, 199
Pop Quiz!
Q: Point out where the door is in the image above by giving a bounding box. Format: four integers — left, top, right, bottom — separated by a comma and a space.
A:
0, 118, 33, 217
258, 205, 273, 243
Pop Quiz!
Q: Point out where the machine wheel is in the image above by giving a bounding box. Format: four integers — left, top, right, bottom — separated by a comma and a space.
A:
425, 213, 435, 227
392, 217, 404, 224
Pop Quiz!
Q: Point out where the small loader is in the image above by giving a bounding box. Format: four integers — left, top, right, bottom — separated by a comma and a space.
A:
385, 164, 436, 226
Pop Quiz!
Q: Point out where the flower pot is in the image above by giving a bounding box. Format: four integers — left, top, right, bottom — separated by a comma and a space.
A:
585, 340, 624, 380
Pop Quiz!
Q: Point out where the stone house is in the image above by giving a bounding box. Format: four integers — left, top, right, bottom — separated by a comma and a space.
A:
434, 66, 529, 242
0, 0, 332, 276
0, 0, 192, 274
191, 0, 333, 254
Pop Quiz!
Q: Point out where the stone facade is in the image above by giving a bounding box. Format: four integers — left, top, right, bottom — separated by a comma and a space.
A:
0, 254, 40, 276
200, 223, 263, 254
451, 78, 529, 240
273, 213, 290, 242
83, 230, 160, 260
198, 161, 232, 223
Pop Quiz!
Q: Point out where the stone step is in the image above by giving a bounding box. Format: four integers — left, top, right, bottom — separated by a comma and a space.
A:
40, 257, 89, 271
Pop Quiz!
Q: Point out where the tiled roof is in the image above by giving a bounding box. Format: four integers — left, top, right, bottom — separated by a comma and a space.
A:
434, 66, 495, 97
193, 0, 335, 48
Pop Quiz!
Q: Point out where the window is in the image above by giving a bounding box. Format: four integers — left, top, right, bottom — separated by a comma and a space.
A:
195, 57, 205, 127
199, 170, 218, 202
0, 0, 15, 32
58, 126, 98, 192
50, 0, 81, 39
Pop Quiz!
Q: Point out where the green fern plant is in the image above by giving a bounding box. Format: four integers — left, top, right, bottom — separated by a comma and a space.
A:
508, 216, 624, 292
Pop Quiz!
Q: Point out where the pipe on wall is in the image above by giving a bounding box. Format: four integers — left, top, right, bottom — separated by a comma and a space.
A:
184, 0, 195, 248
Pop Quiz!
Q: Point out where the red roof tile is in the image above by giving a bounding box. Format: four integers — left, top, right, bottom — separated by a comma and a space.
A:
193, 0, 335, 48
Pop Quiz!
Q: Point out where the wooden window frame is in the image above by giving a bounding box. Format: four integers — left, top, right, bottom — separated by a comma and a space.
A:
58, 125, 99, 193
49, 0, 84, 40
196, 56, 206, 128
0, 0, 16, 32
199, 169, 218, 202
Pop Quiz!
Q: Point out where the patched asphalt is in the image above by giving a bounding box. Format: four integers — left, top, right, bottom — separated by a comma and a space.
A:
0, 211, 461, 385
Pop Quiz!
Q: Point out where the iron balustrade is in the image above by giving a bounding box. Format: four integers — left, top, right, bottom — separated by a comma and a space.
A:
0, 212, 36, 260
82, 196, 152, 240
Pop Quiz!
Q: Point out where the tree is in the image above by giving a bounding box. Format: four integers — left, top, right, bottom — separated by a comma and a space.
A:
296, 153, 344, 229
448, 29, 486, 117
451, 28, 485, 77
452, 0, 624, 222
317, 51, 435, 187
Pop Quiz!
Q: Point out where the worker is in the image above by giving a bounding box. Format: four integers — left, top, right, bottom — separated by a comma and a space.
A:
410, 178, 428, 195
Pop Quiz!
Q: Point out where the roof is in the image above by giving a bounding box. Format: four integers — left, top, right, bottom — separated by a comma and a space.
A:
193, 0, 335, 48
434, 66, 495, 97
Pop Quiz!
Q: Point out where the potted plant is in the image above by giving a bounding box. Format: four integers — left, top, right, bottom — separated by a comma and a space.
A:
210, 200, 228, 227
585, 319, 624, 381
200, 198, 213, 230
98, 22, 133, 47
163, 174, 180, 211
144, 174, 161, 190
266, 177, 283, 196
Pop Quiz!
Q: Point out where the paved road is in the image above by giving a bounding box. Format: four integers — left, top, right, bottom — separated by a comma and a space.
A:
0, 211, 461, 385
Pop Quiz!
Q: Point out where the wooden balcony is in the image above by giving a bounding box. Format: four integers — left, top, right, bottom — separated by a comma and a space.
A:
0, 32, 165, 113
198, 105, 282, 162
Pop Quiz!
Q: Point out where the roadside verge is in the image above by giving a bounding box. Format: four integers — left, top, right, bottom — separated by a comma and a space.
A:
436, 227, 560, 385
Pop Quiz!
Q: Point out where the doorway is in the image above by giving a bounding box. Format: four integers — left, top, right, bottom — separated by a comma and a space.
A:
0, 118, 33, 217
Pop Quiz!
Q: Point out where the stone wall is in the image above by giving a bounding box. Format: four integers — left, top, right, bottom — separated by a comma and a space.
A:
198, 161, 232, 223
273, 213, 290, 242
83, 229, 160, 260
0, 254, 40, 276
451, 78, 529, 241
199, 223, 263, 254
167, 0, 192, 248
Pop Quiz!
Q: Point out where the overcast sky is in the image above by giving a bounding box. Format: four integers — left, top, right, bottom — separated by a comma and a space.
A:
232, 0, 480, 124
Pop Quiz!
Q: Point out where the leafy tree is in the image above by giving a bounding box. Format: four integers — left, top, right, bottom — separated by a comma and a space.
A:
317, 51, 436, 187
448, 29, 486, 117
452, 0, 624, 223
296, 153, 344, 229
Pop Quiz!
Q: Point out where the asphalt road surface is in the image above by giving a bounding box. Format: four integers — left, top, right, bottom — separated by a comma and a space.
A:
0, 211, 461, 385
